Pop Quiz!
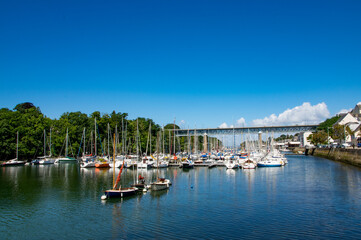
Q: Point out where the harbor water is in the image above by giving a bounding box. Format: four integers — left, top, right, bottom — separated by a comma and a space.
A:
1, 155, 361, 239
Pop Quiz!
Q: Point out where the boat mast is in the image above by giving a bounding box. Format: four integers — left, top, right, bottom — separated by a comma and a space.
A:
107, 123, 110, 158
156, 131, 160, 179
44, 129, 46, 157
115, 124, 118, 155
162, 126, 165, 158
91, 131, 93, 155
65, 128, 68, 157
50, 127, 52, 157
94, 118, 97, 156
136, 119, 139, 184
121, 118, 124, 155
173, 118, 176, 154
83, 128, 86, 156
113, 133, 116, 187
150, 123, 152, 156
187, 129, 190, 154
16, 131, 19, 160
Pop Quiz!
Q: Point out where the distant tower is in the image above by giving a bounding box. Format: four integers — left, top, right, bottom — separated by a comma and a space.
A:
203, 133, 208, 153
258, 131, 262, 150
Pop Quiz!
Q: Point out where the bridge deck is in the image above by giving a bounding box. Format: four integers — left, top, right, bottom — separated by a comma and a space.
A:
171, 125, 318, 136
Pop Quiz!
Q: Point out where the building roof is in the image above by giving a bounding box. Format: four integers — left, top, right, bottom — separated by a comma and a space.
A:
333, 113, 359, 126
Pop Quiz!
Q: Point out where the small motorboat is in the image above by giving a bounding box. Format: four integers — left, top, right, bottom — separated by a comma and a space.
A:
1, 159, 26, 167
150, 178, 170, 191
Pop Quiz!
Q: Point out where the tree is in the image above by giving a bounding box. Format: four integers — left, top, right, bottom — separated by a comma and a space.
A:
14, 102, 38, 112
307, 131, 328, 145
332, 124, 351, 142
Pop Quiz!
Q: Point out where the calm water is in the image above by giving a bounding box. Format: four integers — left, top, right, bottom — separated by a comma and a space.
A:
1, 155, 361, 239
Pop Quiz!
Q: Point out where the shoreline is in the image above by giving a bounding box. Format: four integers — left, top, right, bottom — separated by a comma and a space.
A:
312, 148, 361, 167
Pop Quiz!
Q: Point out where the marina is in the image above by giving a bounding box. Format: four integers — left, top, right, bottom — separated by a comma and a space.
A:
1, 154, 361, 239
1, 0, 360, 239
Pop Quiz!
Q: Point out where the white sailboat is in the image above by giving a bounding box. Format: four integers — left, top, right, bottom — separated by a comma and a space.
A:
2, 132, 26, 166
56, 128, 78, 163
151, 130, 171, 191
38, 129, 56, 165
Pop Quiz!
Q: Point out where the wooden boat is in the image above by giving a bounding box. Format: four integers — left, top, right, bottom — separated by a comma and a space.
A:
131, 175, 148, 190
104, 188, 137, 198
150, 131, 171, 191
95, 162, 110, 168
102, 134, 137, 200
150, 178, 170, 191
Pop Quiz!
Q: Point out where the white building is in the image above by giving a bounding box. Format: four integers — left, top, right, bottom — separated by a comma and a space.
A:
299, 131, 313, 147
333, 104, 361, 144
351, 102, 361, 121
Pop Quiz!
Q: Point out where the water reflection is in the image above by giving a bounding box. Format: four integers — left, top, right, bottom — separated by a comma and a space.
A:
2, 156, 361, 239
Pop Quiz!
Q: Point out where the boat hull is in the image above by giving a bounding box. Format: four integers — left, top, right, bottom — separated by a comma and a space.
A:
257, 163, 282, 167
181, 163, 194, 168
2, 162, 25, 166
57, 157, 78, 163
95, 163, 110, 168
150, 182, 169, 191
104, 188, 137, 198
81, 162, 96, 168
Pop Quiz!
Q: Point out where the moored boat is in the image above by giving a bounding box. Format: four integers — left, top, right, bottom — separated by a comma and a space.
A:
181, 159, 194, 168
2, 158, 25, 167
150, 178, 170, 191
102, 135, 138, 200
242, 159, 256, 169
1, 132, 25, 167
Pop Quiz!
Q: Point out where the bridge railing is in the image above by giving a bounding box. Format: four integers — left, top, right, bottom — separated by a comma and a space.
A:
169, 125, 318, 136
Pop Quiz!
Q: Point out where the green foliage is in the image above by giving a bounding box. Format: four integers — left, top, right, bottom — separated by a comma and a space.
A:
332, 124, 351, 141
317, 116, 340, 131
1, 103, 224, 160
275, 134, 293, 142
307, 131, 328, 145
0, 105, 50, 160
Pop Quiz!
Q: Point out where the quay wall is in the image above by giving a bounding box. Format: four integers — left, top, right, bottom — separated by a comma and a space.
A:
312, 148, 361, 167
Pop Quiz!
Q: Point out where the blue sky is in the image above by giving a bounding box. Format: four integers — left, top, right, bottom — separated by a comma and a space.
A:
1, 0, 360, 128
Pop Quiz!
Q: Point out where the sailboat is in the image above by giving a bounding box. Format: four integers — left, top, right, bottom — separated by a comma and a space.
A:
150, 131, 171, 191
2, 132, 26, 166
38, 129, 56, 165
241, 137, 256, 169
102, 135, 138, 199
56, 128, 78, 163
94, 118, 110, 168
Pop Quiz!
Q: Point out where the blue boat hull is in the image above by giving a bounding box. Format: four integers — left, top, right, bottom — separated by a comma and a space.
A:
257, 164, 282, 167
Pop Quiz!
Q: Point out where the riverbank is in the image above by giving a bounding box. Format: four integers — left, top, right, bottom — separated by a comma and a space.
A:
312, 148, 361, 167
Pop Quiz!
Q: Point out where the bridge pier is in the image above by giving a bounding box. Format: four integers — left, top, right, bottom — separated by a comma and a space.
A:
203, 133, 207, 153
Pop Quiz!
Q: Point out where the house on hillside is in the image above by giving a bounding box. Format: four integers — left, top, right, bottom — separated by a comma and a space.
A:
333, 108, 361, 145
351, 102, 361, 121
352, 124, 361, 146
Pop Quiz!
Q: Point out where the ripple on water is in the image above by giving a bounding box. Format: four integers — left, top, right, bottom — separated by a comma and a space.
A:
1, 156, 361, 239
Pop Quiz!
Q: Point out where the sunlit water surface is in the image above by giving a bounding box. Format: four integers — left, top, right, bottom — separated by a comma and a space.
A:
1, 155, 361, 239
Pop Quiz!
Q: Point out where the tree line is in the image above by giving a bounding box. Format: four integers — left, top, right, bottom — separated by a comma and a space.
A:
0, 102, 221, 160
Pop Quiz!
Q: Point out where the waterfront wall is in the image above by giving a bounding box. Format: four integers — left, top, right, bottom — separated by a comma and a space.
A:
312, 148, 361, 167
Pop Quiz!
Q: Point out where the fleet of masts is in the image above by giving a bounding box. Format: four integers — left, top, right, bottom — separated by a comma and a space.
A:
2, 118, 289, 198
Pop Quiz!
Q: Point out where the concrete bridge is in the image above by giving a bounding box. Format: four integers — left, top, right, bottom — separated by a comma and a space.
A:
172, 125, 318, 136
